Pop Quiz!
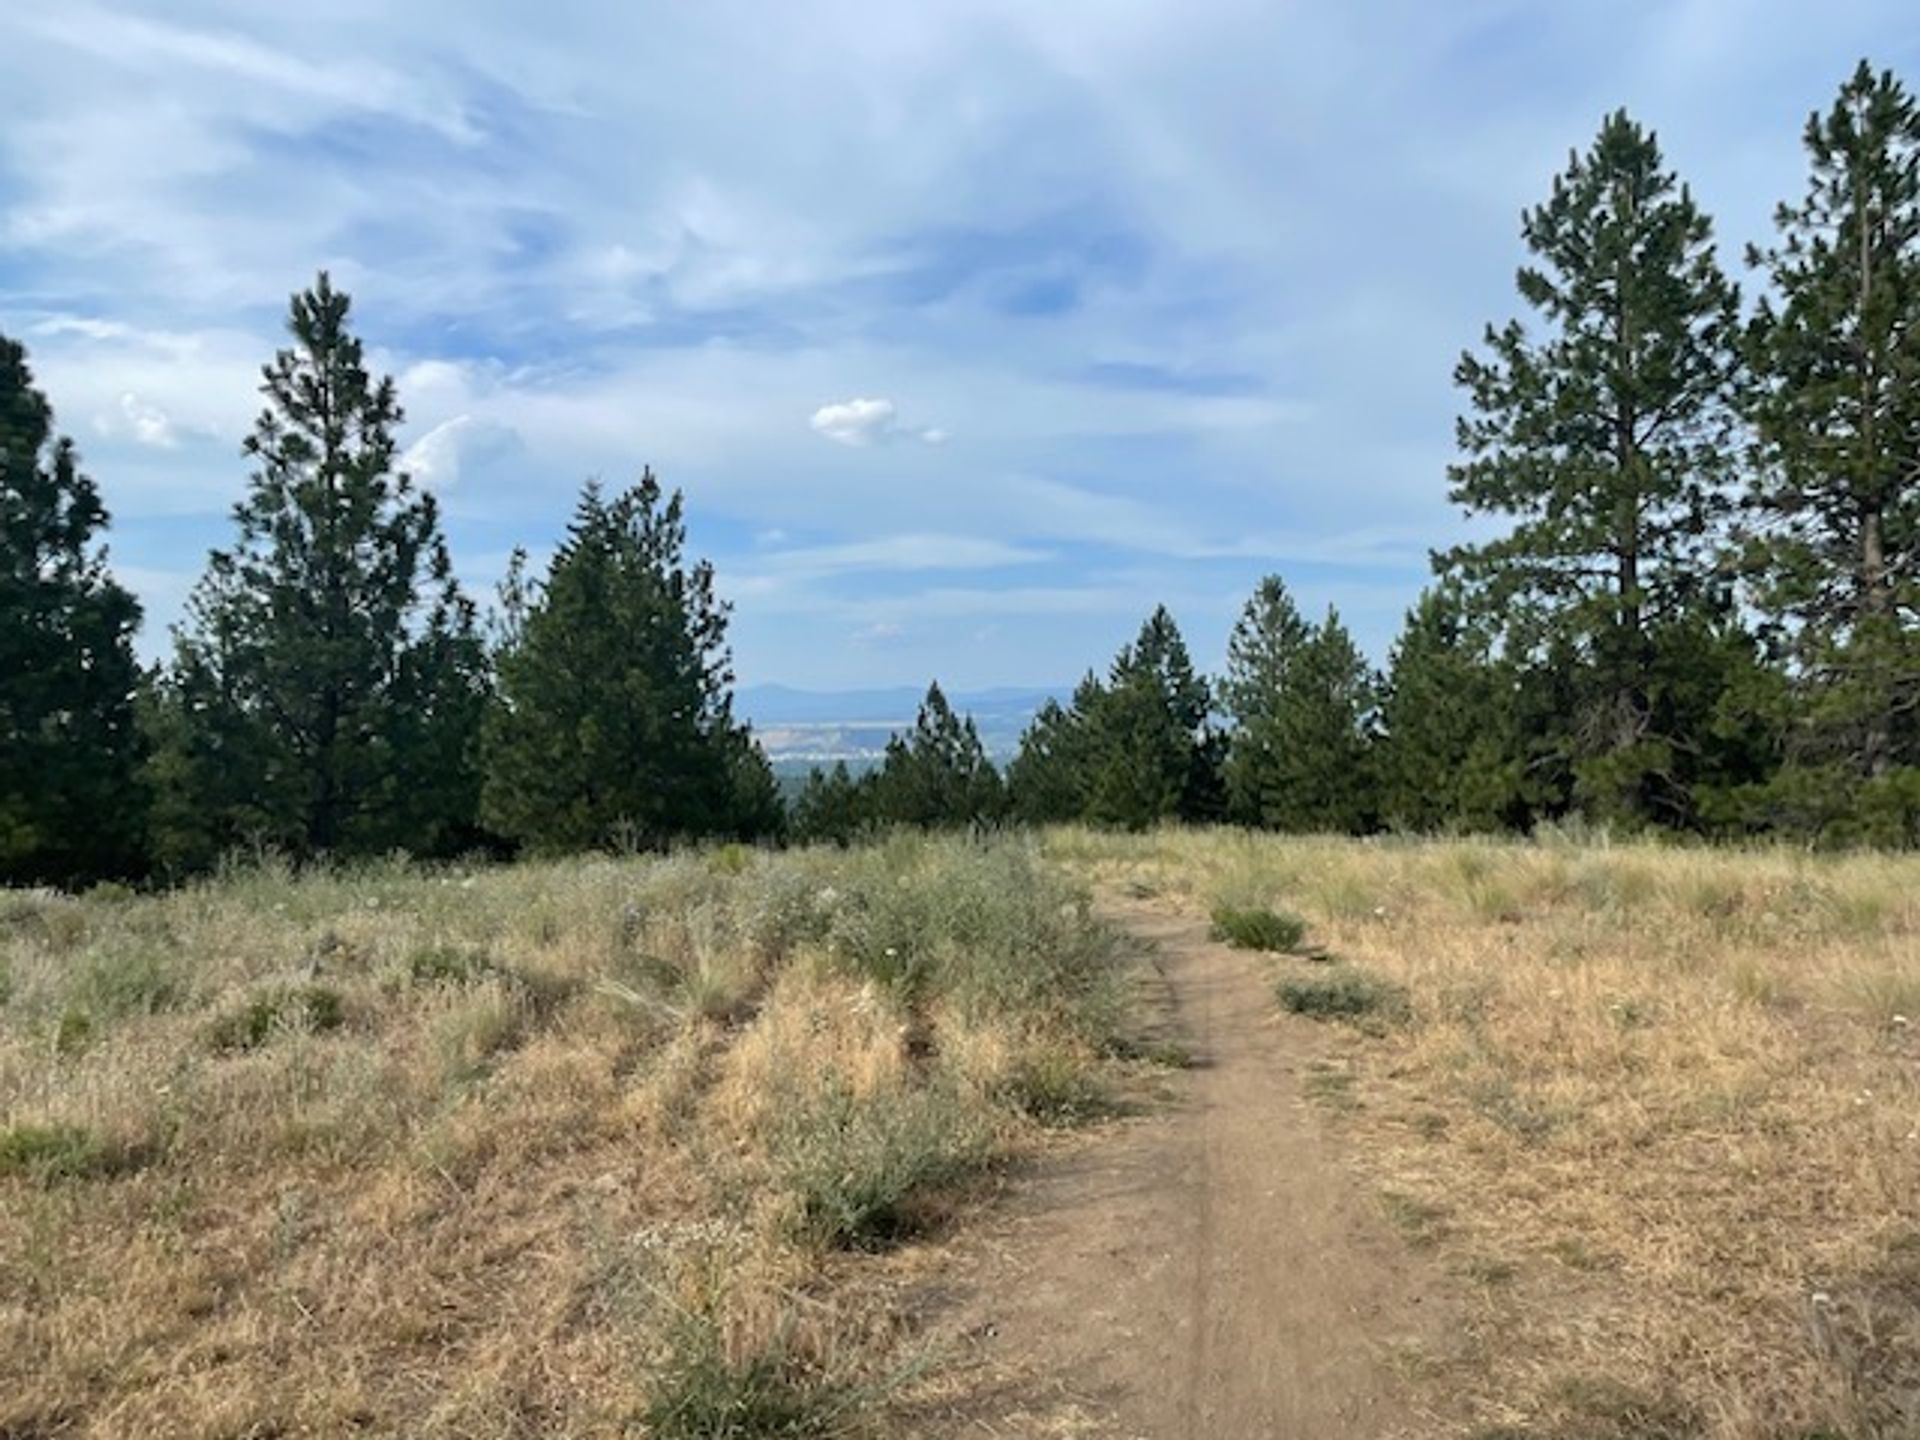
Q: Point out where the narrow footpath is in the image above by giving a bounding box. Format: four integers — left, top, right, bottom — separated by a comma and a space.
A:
920, 895, 1456, 1438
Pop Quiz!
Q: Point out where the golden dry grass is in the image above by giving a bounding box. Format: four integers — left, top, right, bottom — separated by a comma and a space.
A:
1049, 826, 1920, 1440
0, 837, 1134, 1439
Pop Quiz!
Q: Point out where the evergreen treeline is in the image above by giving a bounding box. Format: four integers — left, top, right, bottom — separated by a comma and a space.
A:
2, 273, 784, 885
5, 64, 1920, 884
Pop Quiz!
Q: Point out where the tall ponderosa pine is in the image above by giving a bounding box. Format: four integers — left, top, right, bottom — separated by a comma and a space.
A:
1220, 576, 1310, 824
482, 473, 776, 850
158, 274, 488, 867
870, 682, 1004, 827
1375, 585, 1523, 832
0, 335, 146, 884
1444, 110, 1744, 825
1746, 62, 1920, 838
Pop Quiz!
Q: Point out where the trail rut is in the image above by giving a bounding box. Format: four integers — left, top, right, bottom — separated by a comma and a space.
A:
917, 895, 1454, 1438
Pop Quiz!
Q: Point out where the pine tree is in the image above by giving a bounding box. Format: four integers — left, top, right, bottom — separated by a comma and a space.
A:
157, 273, 488, 866
722, 728, 787, 842
0, 333, 146, 885
1745, 61, 1920, 839
482, 474, 772, 850
1048, 611, 1197, 829
1220, 576, 1310, 824
1007, 693, 1096, 823
1375, 585, 1523, 832
1626, 612, 1784, 837
1132, 604, 1229, 820
1129, 605, 1211, 737
869, 682, 1004, 827
790, 761, 876, 845
1225, 602, 1376, 833
1442, 110, 1744, 826
1082, 670, 1188, 830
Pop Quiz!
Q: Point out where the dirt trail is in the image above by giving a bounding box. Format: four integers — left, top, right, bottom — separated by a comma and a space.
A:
919, 896, 1453, 1438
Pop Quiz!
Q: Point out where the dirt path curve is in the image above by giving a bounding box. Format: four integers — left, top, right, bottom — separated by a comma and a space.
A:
919, 895, 1453, 1438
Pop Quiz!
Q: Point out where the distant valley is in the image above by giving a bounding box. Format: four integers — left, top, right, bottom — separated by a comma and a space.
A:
737, 683, 1063, 774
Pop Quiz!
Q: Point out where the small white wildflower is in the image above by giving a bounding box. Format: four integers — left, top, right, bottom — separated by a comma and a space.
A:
1891, 1014, 1910, 1028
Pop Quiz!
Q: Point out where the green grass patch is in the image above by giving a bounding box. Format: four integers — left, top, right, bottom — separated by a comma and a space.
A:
998, 1047, 1109, 1127
1210, 904, 1307, 952
71, 945, 183, 1020
644, 1318, 850, 1439
407, 944, 496, 986
1277, 966, 1409, 1024
0, 1122, 128, 1182
53, 1007, 95, 1057
1379, 1189, 1449, 1249
774, 1082, 993, 1251
207, 983, 345, 1053
1110, 1034, 1195, 1069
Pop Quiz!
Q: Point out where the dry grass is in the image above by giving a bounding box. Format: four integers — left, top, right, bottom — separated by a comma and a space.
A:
1047, 826, 1920, 1440
0, 836, 1135, 1438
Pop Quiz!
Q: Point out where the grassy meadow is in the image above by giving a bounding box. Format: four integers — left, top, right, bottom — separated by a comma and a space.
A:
0, 837, 1136, 1437
6, 828, 1919, 1439
1050, 827, 1920, 1439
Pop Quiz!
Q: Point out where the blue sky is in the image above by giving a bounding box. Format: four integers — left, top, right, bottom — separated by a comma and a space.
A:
3, 1, 1916, 691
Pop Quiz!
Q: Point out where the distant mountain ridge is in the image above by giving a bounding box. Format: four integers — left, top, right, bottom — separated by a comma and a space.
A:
737, 683, 1063, 770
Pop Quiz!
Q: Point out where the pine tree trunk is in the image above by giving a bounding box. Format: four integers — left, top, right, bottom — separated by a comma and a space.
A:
1612, 231, 1649, 758
1860, 505, 1892, 777
314, 352, 346, 853
1854, 155, 1892, 780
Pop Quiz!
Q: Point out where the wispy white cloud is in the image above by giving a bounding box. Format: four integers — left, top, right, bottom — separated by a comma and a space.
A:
399, 414, 521, 490
732, 534, 1051, 594
23, 6, 480, 142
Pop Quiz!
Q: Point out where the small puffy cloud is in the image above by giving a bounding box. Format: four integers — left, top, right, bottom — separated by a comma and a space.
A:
809, 397, 946, 448
810, 397, 895, 446
96, 392, 180, 448
852, 621, 906, 646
